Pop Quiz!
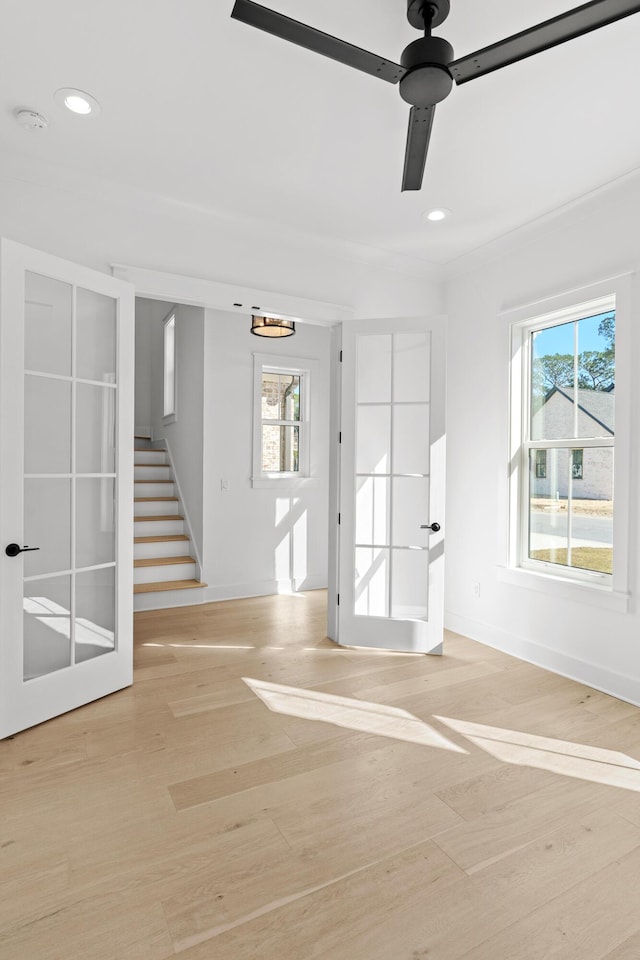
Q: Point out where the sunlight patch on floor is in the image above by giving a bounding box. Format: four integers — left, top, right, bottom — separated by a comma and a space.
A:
436, 715, 640, 793
242, 677, 467, 753
142, 643, 275, 650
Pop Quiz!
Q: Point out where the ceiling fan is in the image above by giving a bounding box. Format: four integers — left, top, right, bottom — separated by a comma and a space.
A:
231, 0, 640, 191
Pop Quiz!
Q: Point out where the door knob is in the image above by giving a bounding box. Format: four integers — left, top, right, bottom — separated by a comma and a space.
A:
420, 522, 441, 533
5, 543, 40, 557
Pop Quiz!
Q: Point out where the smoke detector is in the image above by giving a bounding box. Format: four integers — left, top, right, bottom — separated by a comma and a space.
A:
16, 110, 48, 131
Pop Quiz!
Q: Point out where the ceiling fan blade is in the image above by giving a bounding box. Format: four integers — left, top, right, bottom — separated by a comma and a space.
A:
231, 0, 406, 84
402, 106, 435, 192
451, 0, 640, 85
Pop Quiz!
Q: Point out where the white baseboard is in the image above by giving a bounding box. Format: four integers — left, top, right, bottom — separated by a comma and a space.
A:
445, 610, 640, 708
133, 576, 328, 613
203, 576, 327, 604
133, 588, 208, 613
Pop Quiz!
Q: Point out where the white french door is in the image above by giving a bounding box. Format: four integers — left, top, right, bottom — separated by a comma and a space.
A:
337, 316, 446, 654
0, 239, 135, 738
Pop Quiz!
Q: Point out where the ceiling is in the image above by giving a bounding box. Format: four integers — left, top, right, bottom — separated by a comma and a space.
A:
2, 0, 640, 268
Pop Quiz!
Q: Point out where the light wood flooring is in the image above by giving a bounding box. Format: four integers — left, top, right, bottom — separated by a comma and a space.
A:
2, 590, 640, 959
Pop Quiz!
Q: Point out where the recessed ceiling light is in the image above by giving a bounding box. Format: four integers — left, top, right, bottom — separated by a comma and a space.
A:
54, 88, 101, 118
424, 208, 451, 222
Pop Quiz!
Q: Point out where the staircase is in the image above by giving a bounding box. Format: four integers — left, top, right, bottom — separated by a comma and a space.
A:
133, 437, 207, 605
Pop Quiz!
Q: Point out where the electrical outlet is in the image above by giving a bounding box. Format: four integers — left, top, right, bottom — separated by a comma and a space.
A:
472, 581, 481, 598
221, 478, 229, 491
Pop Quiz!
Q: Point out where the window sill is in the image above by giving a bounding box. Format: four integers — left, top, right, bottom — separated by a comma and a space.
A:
496, 564, 630, 613
251, 476, 319, 490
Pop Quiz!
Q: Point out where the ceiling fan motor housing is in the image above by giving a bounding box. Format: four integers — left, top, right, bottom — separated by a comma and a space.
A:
399, 36, 454, 107
407, 0, 451, 30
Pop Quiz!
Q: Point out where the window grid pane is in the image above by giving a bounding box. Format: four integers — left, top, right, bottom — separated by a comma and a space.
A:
262, 424, 299, 473
522, 305, 615, 581
262, 372, 301, 422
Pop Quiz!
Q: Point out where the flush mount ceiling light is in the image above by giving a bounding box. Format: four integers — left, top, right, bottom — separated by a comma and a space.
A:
424, 207, 451, 222
251, 315, 296, 338
54, 88, 101, 117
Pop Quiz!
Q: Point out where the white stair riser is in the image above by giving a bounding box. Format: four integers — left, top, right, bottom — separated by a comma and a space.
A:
134, 500, 179, 517
134, 562, 196, 585
134, 539, 189, 560
134, 518, 184, 537
134, 482, 175, 498
135, 466, 172, 481
134, 450, 167, 465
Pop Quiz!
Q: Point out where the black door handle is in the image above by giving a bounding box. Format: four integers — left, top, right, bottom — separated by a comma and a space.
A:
5, 543, 40, 557
420, 523, 441, 533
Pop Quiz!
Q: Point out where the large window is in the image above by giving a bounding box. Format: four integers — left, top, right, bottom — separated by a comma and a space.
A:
513, 295, 617, 584
252, 354, 312, 484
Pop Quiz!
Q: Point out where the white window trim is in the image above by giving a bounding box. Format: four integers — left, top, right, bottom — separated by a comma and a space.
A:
163, 309, 177, 424
251, 353, 316, 488
500, 275, 632, 611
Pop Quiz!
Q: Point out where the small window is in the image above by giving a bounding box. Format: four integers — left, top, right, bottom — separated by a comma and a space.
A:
572, 449, 583, 480
163, 312, 176, 421
252, 354, 312, 485
261, 371, 301, 473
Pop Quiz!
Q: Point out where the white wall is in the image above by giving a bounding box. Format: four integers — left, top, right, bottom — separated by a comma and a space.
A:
444, 172, 640, 705
201, 311, 331, 601
136, 299, 206, 560
0, 155, 445, 318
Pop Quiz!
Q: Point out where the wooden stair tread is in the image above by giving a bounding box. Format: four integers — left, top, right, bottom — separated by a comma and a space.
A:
134, 435, 151, 440
134, 556, 195, 567
134, 448, 165, 452
134, 535, 189, 543
134, 514, 183, 522
134, 497, 178, 502
134, 480, 174, 484
134, 579, 207, 594
134, 464, 171, 469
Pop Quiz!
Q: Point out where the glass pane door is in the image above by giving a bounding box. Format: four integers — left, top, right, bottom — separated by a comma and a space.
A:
23, 274, 118, 680
354, 333, 431, 619
0, 239, 134, 739
338, 317, 446, 654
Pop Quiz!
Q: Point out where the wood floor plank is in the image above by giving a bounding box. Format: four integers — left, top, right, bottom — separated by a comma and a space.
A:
173, 838, 463, 957
601, 930, 640, 959
457, 844, 640, 960
433, 775, 626, 873
168, 731, 385, 811
2, 589, 639, 960
177, 809, 640, 960
355, 659, 504, 704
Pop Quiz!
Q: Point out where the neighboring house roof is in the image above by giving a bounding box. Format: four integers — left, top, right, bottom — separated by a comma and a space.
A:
544, 386, 615, 435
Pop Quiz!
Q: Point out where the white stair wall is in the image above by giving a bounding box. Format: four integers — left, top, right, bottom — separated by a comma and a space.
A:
134, 465, 172, 481
133, 438, 206, 609
134, 537, 190, 560
134, 482, 175, 498
134, 499, 180, 517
